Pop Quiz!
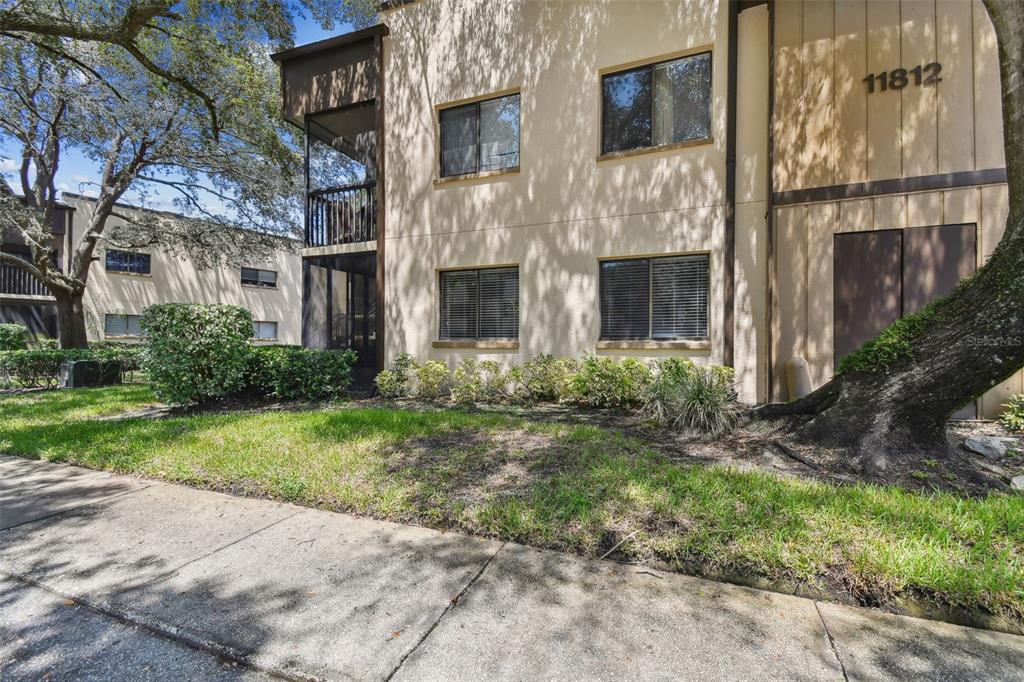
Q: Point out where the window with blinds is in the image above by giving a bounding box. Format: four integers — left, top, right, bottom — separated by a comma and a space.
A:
440, 266, 519, 340
439, 93, 521, 178
600, 254, 708, 340
105, 249, 151, 275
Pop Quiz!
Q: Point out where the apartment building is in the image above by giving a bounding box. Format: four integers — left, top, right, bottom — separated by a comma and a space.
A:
0, 194, 302, 344
271, 0, 1021, 416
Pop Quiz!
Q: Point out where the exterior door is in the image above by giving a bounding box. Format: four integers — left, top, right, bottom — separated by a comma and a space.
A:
834, 224, 977, 417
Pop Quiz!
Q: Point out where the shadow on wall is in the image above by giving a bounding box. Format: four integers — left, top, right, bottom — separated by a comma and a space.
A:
383, 0, 726, 366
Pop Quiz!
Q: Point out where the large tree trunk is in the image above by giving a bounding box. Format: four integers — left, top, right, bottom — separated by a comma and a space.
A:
54, 289, 89, 349
760, 0, 1024, 471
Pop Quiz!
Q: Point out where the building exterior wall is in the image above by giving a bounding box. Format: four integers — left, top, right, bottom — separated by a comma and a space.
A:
381, 0, 744, 381
770, 0, 1020, 416
62, 195, 302, 345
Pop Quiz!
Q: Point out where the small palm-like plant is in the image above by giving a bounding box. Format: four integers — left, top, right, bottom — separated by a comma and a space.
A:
641, 361, 742, 435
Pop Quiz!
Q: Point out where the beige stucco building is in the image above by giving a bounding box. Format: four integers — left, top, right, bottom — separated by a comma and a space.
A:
0, 194, 302, 345
271, 0, 1021, 416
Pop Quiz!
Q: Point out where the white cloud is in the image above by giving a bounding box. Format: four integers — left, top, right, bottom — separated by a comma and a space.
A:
0, 158, 17, 171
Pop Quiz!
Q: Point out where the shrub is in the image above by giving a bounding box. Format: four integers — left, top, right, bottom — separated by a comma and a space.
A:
641, 358, 697, 425
0, 349, 91, 388
89, 341, 144, 374
375, 352, 415, 399
1001, 395, 1024, 433
246, 345, 356, 401
514, 353, 570, 403
415, 360, 451, 399
451, 359, 483, 404
0, 323, 28, 351
35, 337, 59, 350
641, 363, 742, 435
140, 303, 253, 405
560, 355, 652, 408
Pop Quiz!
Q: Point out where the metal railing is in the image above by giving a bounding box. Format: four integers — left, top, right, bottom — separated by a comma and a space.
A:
0, 262, 51, 297
306, 182, 377, 248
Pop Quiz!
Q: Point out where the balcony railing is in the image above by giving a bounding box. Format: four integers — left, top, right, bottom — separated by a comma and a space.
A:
0, 262, 51, 297
306, 181, 377, 248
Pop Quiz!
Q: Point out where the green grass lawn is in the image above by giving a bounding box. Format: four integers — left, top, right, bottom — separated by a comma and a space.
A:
2, 384, 1023, 623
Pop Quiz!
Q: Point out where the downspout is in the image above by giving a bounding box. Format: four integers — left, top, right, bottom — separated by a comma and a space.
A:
374, 32, 387, 373
723, 0, 739, 368
765, 0, 776, 402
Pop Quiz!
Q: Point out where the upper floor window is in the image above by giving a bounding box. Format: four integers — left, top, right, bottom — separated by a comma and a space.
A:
105, 249, 151, 275
601, 51, 712, 155
600, 254, 709, 340
440, 93, 521, 178
104, 313, 144, 337
440, 266, 519, 340
252, 320, 278, 340
241, 267, 278, 288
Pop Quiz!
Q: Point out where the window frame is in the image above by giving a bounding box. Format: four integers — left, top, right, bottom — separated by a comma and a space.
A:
438, 265, 520, 341
598, 253, 710, 342
105, 248, 152, 276
437, 91, 521, 180
241, 267, 278, 289
103, 313, 145, 338
599, 49, 714, 158
252, 320, 279, 341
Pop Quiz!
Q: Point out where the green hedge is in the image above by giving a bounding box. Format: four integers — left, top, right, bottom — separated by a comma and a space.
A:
0, 349, 91, 388
0, 323, 28, 351
141, 303, 254, 405
245, 345, 357, 401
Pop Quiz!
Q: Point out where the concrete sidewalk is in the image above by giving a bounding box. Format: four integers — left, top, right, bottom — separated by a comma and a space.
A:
1, 455, 1022, 681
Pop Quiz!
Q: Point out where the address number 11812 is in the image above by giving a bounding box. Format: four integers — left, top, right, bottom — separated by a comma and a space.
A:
863, 63, 942, 93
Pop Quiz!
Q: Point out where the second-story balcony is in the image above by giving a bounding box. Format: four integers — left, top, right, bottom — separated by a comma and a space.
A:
0, 261, 52, 298
306, 181, 377, 248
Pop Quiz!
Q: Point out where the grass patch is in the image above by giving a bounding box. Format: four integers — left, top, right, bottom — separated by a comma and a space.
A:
2, 385, 1023, 621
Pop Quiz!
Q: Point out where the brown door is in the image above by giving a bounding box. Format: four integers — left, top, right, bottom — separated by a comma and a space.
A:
833, 224, 977, 417
834, 230, 903, 366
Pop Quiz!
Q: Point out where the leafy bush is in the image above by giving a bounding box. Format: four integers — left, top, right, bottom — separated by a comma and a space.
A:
641, 363, 742, 434
140, 303, 253, 405
375, 352, 415, 399
246, 345, 356, 401
1001, 395, 1024, 433
560, 355, 652, 408
35, 337, 59, 349
89, 341, 144, 374
450, 359, 509, 404
0, 349, 92, 388
0, 323, 28, 351
512, 353, 571, 403
415, 360, 451, 399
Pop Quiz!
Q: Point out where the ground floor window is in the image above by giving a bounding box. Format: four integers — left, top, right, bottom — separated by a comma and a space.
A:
241, 267, 278, 288
252, 320, 278, 340
104, 313, 144, 337
439, 266, 519, 340
599, 254, 709, 340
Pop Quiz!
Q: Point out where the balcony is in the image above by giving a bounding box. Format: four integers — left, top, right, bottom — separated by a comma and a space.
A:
306, 182, 377, 248
0, 262, 51, 297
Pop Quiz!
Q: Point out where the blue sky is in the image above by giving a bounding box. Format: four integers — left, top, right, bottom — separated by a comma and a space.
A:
0, 13, 353, 214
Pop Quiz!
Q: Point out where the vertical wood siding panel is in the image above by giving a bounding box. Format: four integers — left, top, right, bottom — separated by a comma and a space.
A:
806, 202, 836, 386
833, 0, 868, 184
906, 191, 942, 227
838, 198, 873, 232
775, 206, 808, 399
973, 0, 1005, 170
872, 195, 907, 229
802, 0, 836, 188
866, 0, 903, 180
774, 0, 805, 191
936, 0, 975, 173
941, 187, 979, 226
900, 0, 938, 178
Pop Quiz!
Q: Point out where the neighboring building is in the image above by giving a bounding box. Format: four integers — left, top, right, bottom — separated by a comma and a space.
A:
271, 0, 1020, 417
0, 205, 70, 338
0, 194, 302, 345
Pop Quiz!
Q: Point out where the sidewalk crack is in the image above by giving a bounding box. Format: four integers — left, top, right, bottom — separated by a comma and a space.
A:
384, 542, 506, 681
814, 601, 849, 682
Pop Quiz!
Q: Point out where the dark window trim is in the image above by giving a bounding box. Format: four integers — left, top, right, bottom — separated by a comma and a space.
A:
438, 92, 521, 179
438, 265, 519, 341
241, 266, 279, 288
598, 253, 710, 342
600, 50, 713, 156
105, 249, 151, 275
